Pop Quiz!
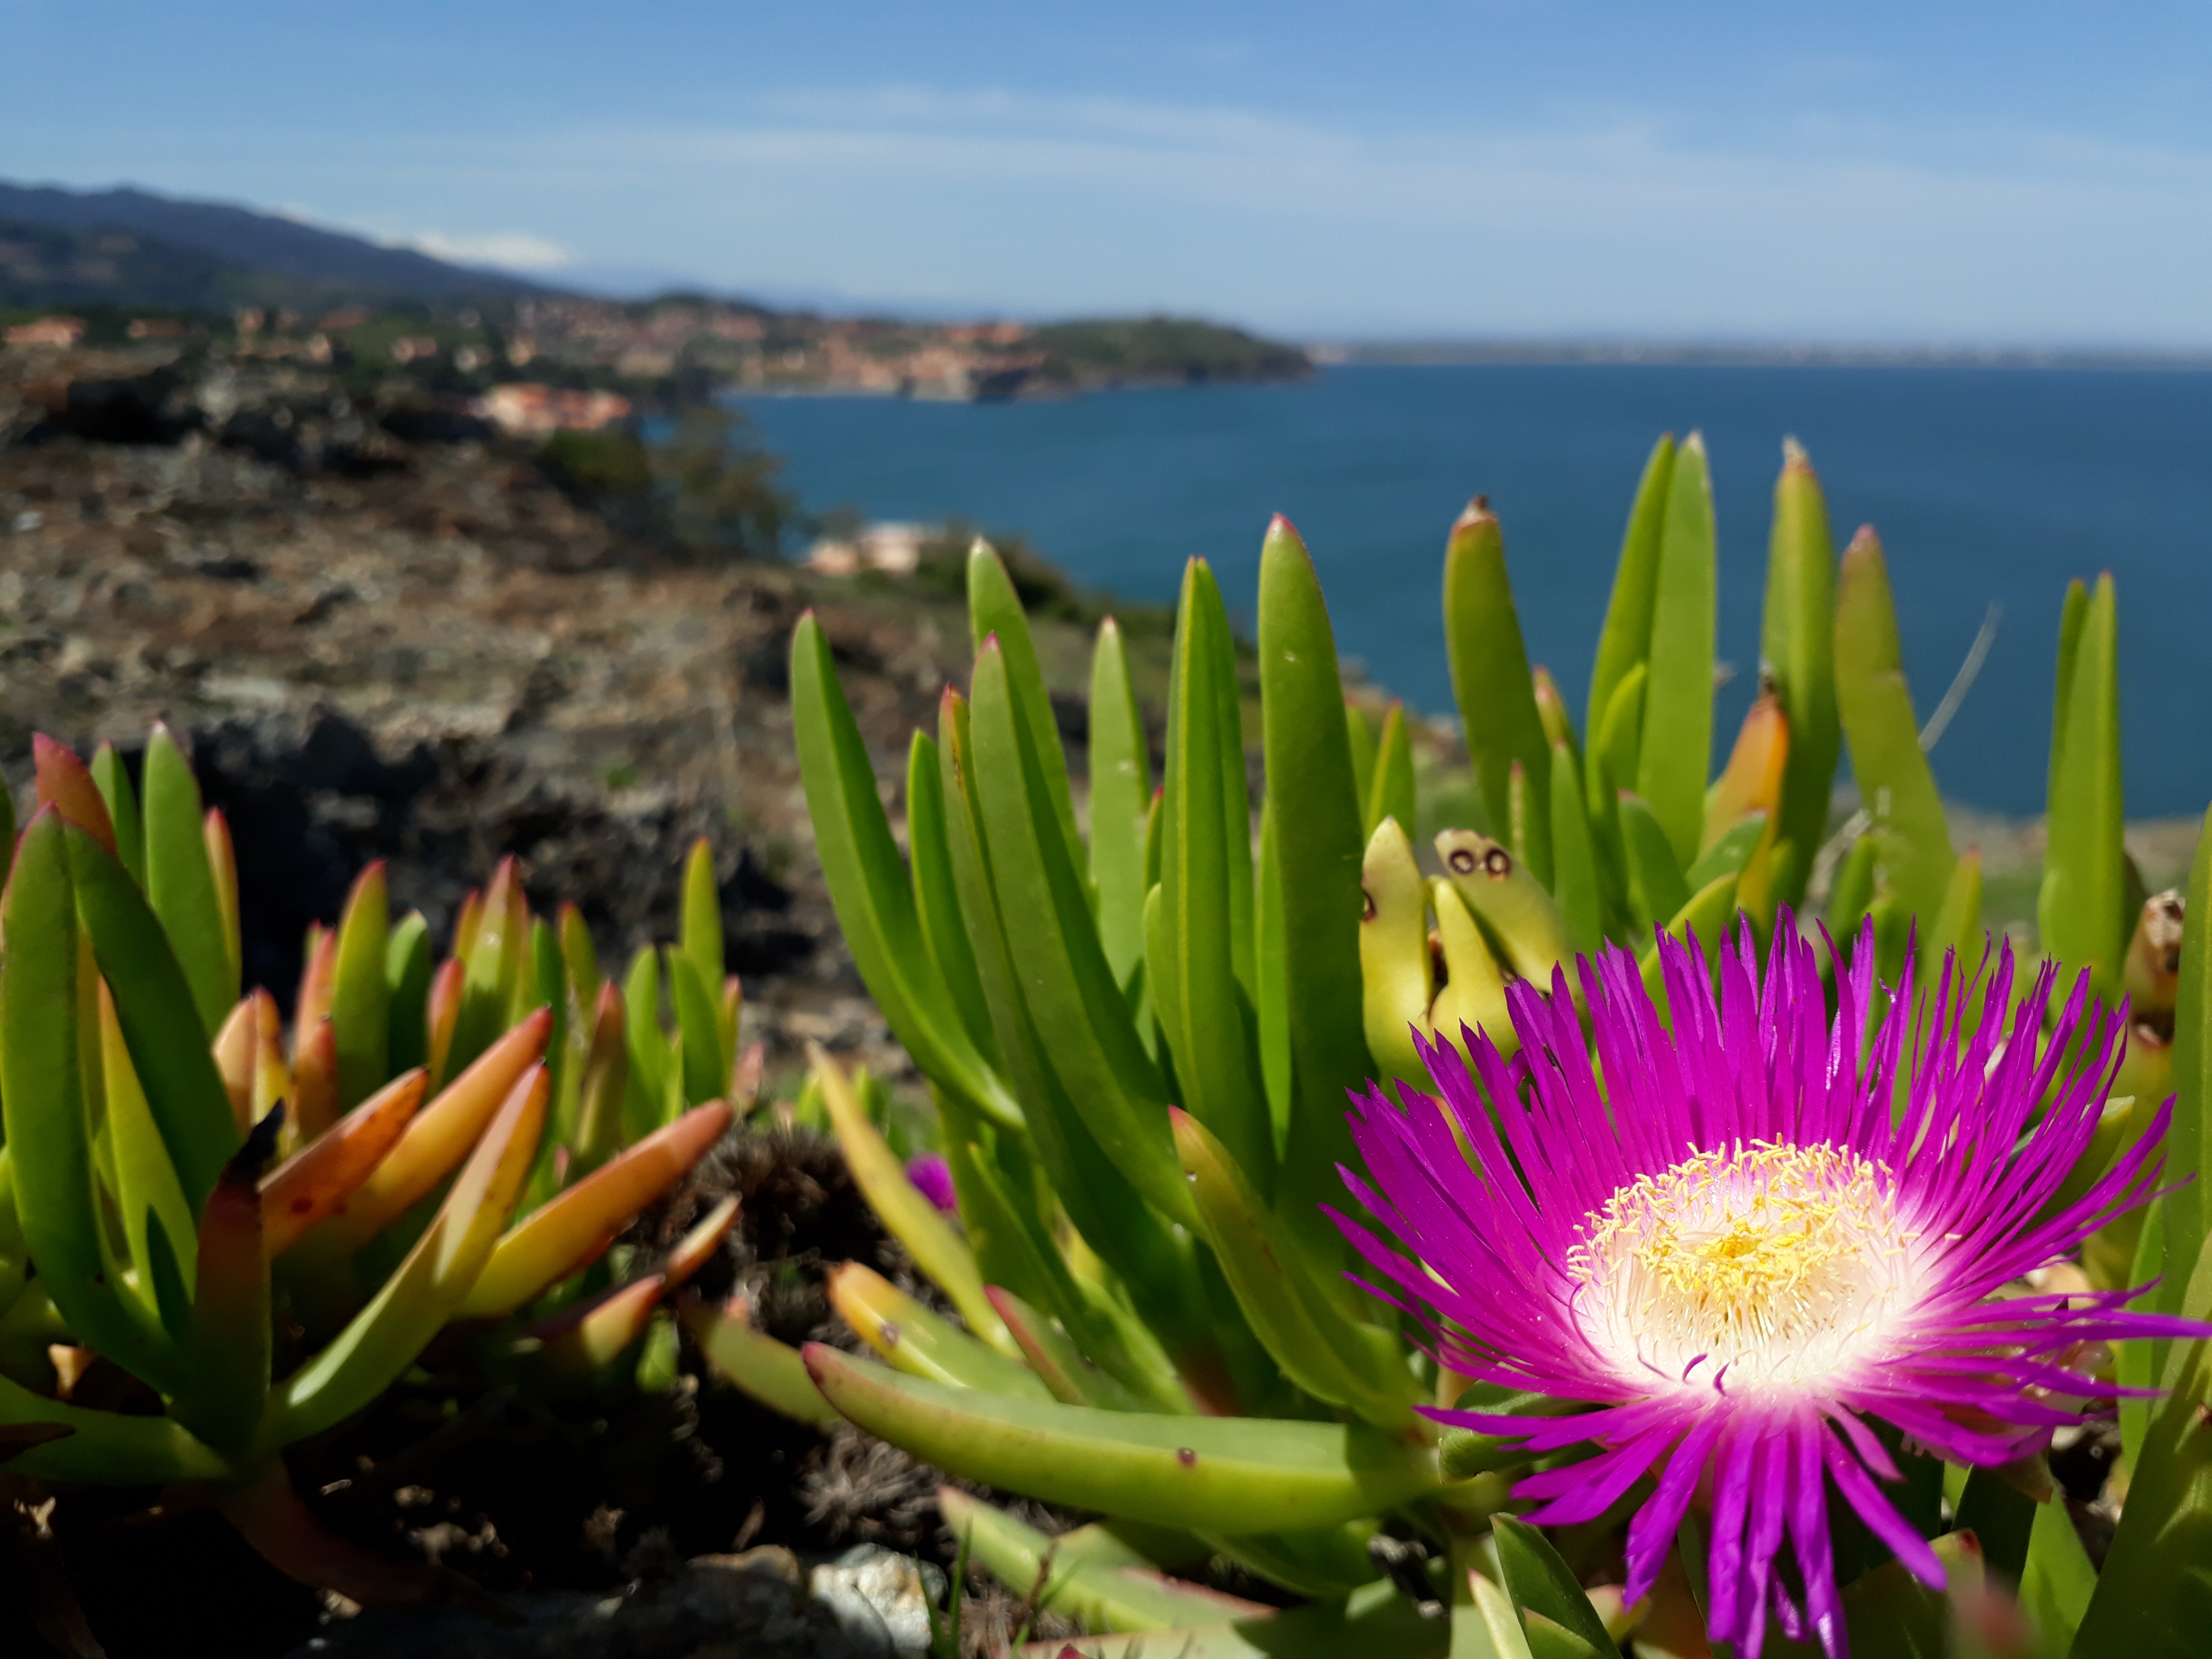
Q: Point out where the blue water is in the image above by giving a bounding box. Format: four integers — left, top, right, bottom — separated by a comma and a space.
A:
734, 365, 2212, 818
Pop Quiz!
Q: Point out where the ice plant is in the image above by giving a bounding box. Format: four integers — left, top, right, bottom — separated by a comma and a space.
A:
0, 735, 746, 1601
721, 430, 2212, 1656
1336, 917, 2196, 1658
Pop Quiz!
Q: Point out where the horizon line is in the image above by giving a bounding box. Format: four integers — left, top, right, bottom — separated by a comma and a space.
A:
1305, 338, 2212, 370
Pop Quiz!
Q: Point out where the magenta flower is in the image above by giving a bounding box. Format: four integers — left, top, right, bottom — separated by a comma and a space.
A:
906, 1152, 959, 1215
1333, 917, 2199, 1659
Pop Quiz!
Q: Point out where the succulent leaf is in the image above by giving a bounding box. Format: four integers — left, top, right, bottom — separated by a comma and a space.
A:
273, 1062, 548, 1444
801, 1344, 1443, 1533
260, 1070, 427, 1255
294, 1009, 549, 1261
330, 862, 392, 1114
2041, 573, 2128, 1006
143, 725, 237, 1030
938, 1485, 1271, 1634
969, 634, 1188, 1223
1256, 515, 1377, 1266
1835, 527, 1956, 930
791, 611, 1022, 1127
685, 1294, 841, 1426
459, 1100, 730, 1319
810, 1043, 1015, 1356
1359, 818, 1434, 1092
1444, 498, 1550, 872
1586, 434, 1676, 786
89, 742, 146, 886
829, 1261, 1052, 1399
1088, 616, 1155, 988
1639, 434, 1718, 869
1762, 440, 1842, 906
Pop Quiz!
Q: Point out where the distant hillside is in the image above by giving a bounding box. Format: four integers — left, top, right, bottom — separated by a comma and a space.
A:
0, 216, 292, 310
0, 181, 553, 309
1029, 316, 1311, 384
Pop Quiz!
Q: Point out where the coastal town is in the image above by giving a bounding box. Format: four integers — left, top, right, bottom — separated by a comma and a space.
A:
2, 289, 1311, 435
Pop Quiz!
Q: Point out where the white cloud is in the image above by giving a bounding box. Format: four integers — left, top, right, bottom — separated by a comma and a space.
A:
401, 229, 571, 270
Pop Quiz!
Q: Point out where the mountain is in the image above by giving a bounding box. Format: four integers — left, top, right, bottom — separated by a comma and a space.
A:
0, 181, 555, 310
0, 218, 274, 310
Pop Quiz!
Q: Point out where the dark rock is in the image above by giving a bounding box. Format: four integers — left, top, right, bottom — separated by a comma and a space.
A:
42, 366, 205, 445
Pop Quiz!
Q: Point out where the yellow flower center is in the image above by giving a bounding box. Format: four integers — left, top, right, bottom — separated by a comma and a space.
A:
1569, 1141, 1919, 1390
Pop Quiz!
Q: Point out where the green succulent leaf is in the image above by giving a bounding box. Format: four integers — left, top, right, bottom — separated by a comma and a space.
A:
63, 824, 242, 1213
1153, 558, 1271, 1189
90, 743, 147, 888
811, 1046, 1016, 1357
2040, 573, 2128, 1008
1171, 1109, 1417, 1429
1, 815, 185, 1394
1346, 704, 1379, 832
384, 912, 433, 1078
666, 949, 725, 1108
986, 1284, 1145, 1411
831, 1261, 1050, 1400
683, 1297, 842, 1427
1618, 792, 1688, 937
1762, 441, 1841, 907
142, 726, 237, 1033
1827, 833, 1880, 943
1639, 872, 1740, 1025
272, 1066, 546, 1446
969, 636, 1189, 1224
789, 612, 1021, 1129
1546, 736, 1604, 959
1491, 1516, 1618, 1659
1035, 1580, 1447, 1658
621, 944, 668, 1144
2018, 1488, 2096, 1650
1367, 702, 1417, 848
1257, 803, 1292, 1150
1591, 663, 1649, 822
1453, 1567, 1540, 1659
329, 863, 392, 1114
1952, 1463, 2036, 1589
1445, 500, 1551, 874
96, 989, 199, 1311
1088, 617, 1154, 989
1920, 847, 1985, 997
1586, 434, 1675, 791
2075, 1232, 2212, 1657
1359, 818, 1434, 1092
1435, 829, 1572, 986
678, 837, 723, 1015
940, 695, 1199, 1360
1257, 517, 1375, 1266
938, 1486, 1271, 1635
1638, 433, 1717, 869
907, 730, 999, 1060
1683, 811, 1768, 893
968, 540, 1088, 885
0, 1369, 229, 1484
1199, 1525, 1386, 1600
2159, 803, 2212, 1322
1834, 529, 1956, 930
805, 1344, 1442, 1533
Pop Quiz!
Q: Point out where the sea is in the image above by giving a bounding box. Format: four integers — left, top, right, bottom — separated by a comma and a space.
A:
730, 364, 2212, 819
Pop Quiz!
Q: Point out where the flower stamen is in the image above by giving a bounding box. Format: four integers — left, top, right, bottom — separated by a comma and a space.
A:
1570, 1141, 1920, 1391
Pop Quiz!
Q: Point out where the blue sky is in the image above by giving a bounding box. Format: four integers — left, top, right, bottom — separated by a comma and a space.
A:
6, 2, 2210, 342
